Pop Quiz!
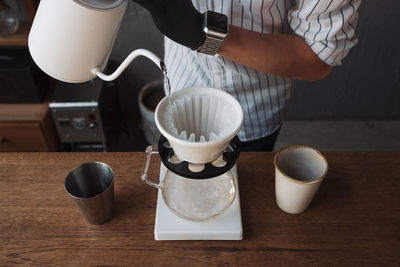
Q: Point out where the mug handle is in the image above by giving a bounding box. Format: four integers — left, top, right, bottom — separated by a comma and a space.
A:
141, 146, 161, 189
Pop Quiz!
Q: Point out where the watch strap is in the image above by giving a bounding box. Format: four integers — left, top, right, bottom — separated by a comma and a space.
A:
199, 35, 224, 55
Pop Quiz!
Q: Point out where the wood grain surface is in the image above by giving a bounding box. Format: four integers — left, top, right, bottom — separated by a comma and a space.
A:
0, 102, 48, 122
0, 152, 399, 266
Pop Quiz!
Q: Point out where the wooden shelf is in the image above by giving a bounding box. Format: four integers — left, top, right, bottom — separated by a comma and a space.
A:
0, 85, 60, 152
0, 101, 60, 152
0, 21, 30, 46
0, 101, 48, 122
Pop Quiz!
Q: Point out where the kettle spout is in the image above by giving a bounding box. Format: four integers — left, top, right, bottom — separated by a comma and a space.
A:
93, 48, 164, 82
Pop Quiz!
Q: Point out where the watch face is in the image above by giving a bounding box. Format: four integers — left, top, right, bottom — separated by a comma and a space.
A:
206, 11, 228, 34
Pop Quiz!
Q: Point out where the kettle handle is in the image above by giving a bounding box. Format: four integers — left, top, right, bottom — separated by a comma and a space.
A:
141, 146, 161, 189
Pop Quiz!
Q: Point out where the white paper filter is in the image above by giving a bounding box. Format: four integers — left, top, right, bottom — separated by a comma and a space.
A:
161, 93, 238, 143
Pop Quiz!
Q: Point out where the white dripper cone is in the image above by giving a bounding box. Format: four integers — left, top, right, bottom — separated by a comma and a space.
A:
155, 87, 244, 164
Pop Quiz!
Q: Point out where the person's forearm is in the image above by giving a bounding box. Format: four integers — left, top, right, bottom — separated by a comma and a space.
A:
218, 25, 333, 81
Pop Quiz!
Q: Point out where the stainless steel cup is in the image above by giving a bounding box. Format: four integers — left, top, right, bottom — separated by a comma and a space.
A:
65, 162, 114, 225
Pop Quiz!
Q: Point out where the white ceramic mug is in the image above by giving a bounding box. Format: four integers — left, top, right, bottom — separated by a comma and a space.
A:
274, 145, 328, 214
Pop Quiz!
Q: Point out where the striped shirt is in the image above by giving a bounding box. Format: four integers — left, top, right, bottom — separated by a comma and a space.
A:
164, 0, 361, 141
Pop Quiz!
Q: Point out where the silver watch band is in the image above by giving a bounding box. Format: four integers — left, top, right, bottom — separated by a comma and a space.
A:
199, 35, 224, 55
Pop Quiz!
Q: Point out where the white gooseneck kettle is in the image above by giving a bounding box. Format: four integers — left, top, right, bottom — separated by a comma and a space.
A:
28, 0, 165, 84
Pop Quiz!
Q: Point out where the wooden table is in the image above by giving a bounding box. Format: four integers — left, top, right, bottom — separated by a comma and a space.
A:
0, 152, 399, 266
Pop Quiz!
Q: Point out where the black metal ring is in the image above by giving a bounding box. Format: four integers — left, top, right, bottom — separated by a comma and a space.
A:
158, 135, 240, 179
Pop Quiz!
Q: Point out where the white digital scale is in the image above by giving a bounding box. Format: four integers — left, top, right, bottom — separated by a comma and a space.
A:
154, 164, 243, 240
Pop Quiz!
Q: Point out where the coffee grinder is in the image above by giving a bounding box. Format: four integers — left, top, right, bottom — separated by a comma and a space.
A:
142, 87, 244, 240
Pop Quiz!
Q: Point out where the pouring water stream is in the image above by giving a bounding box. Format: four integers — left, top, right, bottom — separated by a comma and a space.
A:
92, 48, 173, 103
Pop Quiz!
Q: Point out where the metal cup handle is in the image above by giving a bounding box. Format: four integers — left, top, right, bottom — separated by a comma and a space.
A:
141, 146, 161, 189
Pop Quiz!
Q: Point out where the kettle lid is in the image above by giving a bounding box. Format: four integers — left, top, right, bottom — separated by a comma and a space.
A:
74, 0, 126, 10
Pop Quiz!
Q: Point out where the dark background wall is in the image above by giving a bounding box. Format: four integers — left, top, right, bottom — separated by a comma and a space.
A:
287, 0, 400, 120
109, 0, 400, 124
108, 2, 163, 148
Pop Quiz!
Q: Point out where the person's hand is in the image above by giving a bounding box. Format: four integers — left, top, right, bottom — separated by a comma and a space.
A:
131, 0, 205, 50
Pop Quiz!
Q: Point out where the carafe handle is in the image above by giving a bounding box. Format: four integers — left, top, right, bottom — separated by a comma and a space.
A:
141, 146, 161, 189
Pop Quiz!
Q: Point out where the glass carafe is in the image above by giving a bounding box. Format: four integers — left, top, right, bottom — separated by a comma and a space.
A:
142, 146, 236, 221
0, 0, 19, 36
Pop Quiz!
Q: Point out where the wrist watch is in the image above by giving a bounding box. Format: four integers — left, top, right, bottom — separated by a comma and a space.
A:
198, 10, 229, 56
